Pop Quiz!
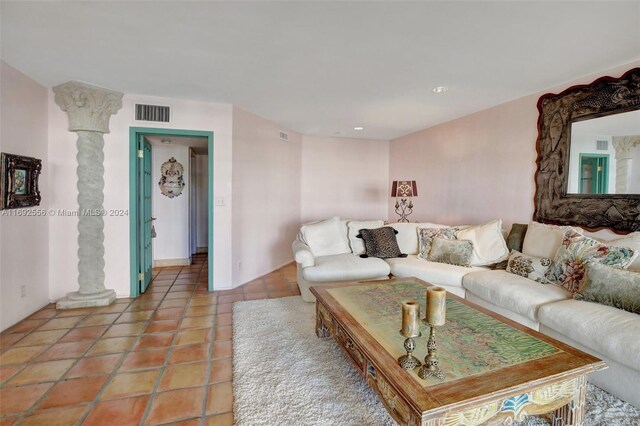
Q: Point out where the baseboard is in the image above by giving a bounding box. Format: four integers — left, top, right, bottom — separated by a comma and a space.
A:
196, 246, 208, 254
153, 258, 191, 267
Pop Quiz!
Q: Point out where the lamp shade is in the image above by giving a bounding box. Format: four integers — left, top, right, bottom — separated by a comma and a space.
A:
391, 180, 418, 198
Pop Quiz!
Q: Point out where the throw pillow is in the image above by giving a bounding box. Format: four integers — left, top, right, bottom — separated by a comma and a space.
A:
522, 221, 579, 259
417, 227, 458, 260
574, 262, 640, 315
357, 227, 406, 259
494, 223, 528, 270
455, 219, 509, 266
608, 232, 640, 271
505, 250, 552, 284
545, 230, 638, 293
428, 237, 473, 267
388, 222, 422, 255
347, 220, 385, 255
300, 217, 350, 257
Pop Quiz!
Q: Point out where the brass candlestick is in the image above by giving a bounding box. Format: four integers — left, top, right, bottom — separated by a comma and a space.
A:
398, 331, 422, 370
418, 287, 447, 380
398, 300, 422, 370
417, 324, 445, 380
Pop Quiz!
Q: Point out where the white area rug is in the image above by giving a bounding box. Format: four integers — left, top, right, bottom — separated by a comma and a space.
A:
232, 296, 639, 426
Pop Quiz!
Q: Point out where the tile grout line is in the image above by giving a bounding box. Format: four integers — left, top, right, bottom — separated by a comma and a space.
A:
139, 260, 208, 425
201, 278, 219, 425
74, 275, 178, 426
10, 296, 142, 425
2, 258, 296, 425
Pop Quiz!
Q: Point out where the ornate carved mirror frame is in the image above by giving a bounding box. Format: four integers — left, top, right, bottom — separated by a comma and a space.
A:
533, 68, 640, 233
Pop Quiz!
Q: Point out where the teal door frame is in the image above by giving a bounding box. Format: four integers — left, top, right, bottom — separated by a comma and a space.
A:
129, 127, 214, 297
578, 153, 609, 194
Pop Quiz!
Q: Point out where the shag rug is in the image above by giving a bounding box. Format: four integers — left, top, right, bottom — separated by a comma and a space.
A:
232, 296, 639, 426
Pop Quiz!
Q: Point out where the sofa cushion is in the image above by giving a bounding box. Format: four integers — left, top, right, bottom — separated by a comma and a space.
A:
387, 255, 485, 288
505, 250, 552, 284
358, 227, 404, 259
522, 221, 578, 259
417, 227, 459, 260
574, 263, 640, 314
545, 229, 638, 293
300, 217, 350, 257
462, 270, 571, 321
609, 232, 640, 271
456, 219, 509, 266
538, 299, 640, 371
347, 220, 384, 255
494, 223, 528, 270
429, 238, 473, 267
302, 253, 390, 282
388, 222, 420, 255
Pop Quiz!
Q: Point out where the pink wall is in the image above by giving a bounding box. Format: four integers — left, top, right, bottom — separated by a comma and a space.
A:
0, 61, 50, 331
231, 107, 302, 286
301, 136, 390, 222
49, 93, 234, 297
389, 61, 640, 239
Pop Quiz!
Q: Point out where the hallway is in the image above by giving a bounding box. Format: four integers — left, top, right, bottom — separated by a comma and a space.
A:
0, 255, 300, 425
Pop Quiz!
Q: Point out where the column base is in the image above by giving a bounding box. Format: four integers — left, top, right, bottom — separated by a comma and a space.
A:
56, 289, 116, 309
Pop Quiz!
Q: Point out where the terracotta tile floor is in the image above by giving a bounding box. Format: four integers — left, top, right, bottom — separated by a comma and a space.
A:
0, 254, 300, 425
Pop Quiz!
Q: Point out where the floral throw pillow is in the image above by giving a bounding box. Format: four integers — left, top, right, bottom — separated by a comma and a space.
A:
505, 250, 552, 284
545, 230, 638, 293
417, 227, 458, 260
428, 237, 473, 267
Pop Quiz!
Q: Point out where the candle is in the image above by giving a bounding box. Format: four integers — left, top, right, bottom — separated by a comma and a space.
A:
426, 287, 446, 326
401, 300, 420, 337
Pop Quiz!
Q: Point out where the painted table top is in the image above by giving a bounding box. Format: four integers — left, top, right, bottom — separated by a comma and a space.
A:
327, 281, 559, 387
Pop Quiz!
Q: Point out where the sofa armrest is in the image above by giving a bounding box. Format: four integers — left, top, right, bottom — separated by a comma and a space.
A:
292, 240, 315, 268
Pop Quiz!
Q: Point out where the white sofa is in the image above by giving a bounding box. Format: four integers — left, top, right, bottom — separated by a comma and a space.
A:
292, 217, 640, 408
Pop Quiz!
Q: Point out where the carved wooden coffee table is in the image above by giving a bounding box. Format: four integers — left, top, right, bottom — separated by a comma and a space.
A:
311, 278, 606, 426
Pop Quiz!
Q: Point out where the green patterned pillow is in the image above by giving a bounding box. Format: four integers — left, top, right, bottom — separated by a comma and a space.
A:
545, 230, 638, 293
494, 223, 528, 270
505, 250, 552, 284
417, 227, 458, 260
574, 262, 640, 314
428, 237, 473, 267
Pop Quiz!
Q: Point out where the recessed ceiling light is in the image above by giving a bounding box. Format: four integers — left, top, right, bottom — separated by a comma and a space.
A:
354, 126, 364, 131
161, 139, 171, 144
432, 86, 448, 93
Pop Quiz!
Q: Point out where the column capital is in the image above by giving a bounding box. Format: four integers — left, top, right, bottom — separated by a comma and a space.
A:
612, 135, 640, 160
53, 81, 123, 134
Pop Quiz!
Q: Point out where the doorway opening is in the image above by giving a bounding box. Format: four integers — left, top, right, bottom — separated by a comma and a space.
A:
579, 154, 609, 194
129, 127, 214, 296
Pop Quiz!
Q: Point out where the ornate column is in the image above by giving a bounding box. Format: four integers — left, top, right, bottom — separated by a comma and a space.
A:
53, 81, 123, 309
612, 136, 640, 194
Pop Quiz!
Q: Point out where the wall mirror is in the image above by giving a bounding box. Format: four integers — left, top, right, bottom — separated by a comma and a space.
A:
567, 109, 640, 195
534, 68, 640, 233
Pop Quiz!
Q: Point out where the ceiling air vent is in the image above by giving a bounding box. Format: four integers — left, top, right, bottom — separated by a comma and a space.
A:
279, 131, 289, 142
596, 140, 608, 150
134, 103, 171, 123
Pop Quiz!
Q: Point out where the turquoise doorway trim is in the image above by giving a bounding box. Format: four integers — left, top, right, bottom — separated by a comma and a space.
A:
129, 127, 214, 297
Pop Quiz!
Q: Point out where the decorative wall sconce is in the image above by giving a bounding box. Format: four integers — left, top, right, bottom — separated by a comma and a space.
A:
159, 157, 185, 198
391, 180, 417, 222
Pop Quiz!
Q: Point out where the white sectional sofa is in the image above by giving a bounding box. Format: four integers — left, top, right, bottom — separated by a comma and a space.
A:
292, 217, 640, 407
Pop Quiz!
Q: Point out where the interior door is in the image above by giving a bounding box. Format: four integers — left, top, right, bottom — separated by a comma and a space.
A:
138, 136, 153, 293
579, 155, 609, 194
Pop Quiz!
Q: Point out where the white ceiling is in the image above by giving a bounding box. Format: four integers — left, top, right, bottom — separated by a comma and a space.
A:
1, 1, 639, 140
